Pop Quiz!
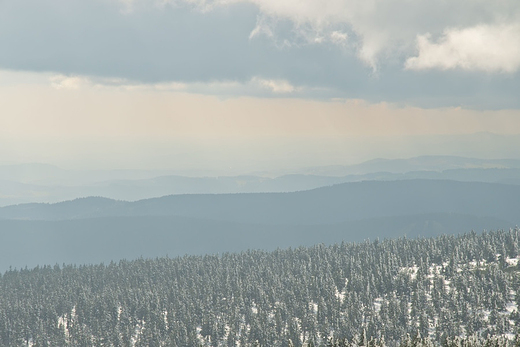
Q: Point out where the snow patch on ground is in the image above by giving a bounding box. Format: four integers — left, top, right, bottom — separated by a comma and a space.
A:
400, 265, 419, 280
196, 326, 204, 346
309, 301, 318, 314
163, 310, 169, 330
506, 257, 519, 267
335, 278, 348, 303
506, 301, 518, 314
57, 315, 70, 341
374, 298, 383, 313
130, 321, 145, 347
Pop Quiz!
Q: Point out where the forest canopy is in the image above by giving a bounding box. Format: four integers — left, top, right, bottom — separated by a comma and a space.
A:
1, 229, 519, 346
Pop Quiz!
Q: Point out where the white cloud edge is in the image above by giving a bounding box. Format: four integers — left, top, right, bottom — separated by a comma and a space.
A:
405, 24, 520, 73
48, 73, 302, 94
251, 77, 299, 93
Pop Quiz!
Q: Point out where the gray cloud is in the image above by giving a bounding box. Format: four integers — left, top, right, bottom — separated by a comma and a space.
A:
233, 0, 520, 69
0, 0, 519, 108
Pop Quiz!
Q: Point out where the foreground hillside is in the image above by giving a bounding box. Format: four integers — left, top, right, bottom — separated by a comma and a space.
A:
1, 229, 519, 346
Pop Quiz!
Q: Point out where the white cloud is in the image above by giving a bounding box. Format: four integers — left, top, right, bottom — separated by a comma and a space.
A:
48, 74, 189, 92
50, 75, 90, 90
251, 77, 298, 93
249, 15, 275, 40
330, 31, 348, 46
47, 72, 300, 95
405, 24, 520, 73
172, 0, 520, 71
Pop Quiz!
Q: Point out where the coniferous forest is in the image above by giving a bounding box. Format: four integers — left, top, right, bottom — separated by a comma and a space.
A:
1, 229, 520, 346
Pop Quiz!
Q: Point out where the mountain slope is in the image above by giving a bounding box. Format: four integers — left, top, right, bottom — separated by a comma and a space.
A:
0, 213, 512, 271
1, 230, 519, 346
1, 180, 519, 226
4, 156, 520, 207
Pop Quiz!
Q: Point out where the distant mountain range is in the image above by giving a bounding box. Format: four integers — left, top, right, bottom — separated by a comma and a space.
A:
1, 180, 519, 224
2, 156, 520, 206
300, 155, 520, 176
1, 179, 519, 270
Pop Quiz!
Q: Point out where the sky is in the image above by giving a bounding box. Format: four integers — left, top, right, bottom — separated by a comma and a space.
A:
1, 0, 520, 173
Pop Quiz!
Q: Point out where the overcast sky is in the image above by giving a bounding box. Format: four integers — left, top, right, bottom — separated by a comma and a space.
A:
1, 0, 519, 173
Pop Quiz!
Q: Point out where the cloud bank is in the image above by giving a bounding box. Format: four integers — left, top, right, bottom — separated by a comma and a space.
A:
184, 0, 520, 71
0, 0, 519, 107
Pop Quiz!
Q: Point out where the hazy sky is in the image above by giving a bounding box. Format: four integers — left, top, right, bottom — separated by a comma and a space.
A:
1, 0, 519, 173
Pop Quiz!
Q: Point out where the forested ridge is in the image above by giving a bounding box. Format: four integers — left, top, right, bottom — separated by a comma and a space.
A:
2, 180, 520, 225
1, 229, 520, 346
